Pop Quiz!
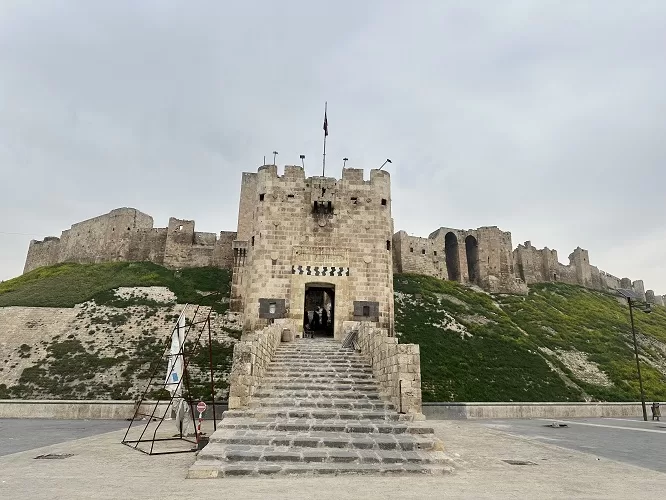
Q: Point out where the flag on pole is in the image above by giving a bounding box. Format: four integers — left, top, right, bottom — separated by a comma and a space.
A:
323, 106, 328, 136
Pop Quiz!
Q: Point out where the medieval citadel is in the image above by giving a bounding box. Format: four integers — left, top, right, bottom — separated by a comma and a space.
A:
24, 165, 664, 309
14, 164, 665, 476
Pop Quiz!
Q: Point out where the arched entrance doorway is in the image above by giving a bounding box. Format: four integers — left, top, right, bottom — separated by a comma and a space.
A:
303, 283, 335, 338
444, 232, 460, 282
465, 235, 479, 284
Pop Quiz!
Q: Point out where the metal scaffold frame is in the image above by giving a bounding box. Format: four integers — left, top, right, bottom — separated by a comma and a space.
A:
121, 304, 218, 455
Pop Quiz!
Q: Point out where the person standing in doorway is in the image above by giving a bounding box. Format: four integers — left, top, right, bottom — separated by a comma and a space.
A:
321, 307, 328, 330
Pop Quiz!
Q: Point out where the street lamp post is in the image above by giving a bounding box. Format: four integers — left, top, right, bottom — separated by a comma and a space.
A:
627, 297, 648, 421
618, 288, 652, 421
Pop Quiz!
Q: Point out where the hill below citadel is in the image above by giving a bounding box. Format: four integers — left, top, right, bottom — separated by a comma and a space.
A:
1, 263, 664, 402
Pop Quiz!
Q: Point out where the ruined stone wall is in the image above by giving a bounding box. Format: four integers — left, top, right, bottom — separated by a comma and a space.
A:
127, 228, 168, 265
392, 231, 444, 278
23, 237, 61, 273
24, 208, 235, 273
212, 231, 237, 268
393, 227, 661, 299
232, 165, 395, 338
395, 225, 526, 294
162, 218, 222, 269
512, 241, 649, 295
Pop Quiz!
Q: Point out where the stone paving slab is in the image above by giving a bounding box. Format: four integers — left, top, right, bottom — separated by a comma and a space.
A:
2, 420, 665, 498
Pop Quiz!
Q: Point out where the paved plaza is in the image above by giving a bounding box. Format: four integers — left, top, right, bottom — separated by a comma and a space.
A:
0, 416, 664, 499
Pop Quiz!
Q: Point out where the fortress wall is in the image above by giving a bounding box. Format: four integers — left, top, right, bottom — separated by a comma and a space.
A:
163, 218, 216, 269
514, 242, 553, 284
601, 271, 622, 291
24, 237, 62, 273
417, 226, 526, 293
236, 172, 259, 242
392, 231, 444, 278
23, 208, 235, 274
212, 231, 237, 268
57, 208, 154, 264
632, 280, 647, 301
127, 228, 168, 264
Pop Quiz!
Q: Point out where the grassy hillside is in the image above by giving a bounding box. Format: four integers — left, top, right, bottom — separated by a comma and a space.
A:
2, 265, 665, 402
395, 274, 666, 402
0, 263, 236, 400
0, 262, 231, 312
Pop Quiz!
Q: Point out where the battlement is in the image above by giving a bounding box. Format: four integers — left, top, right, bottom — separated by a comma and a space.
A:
23, 208, 236, 273
249, 164, 389, 186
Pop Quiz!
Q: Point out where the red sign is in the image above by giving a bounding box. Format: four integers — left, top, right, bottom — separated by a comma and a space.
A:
197, 401, 207, 414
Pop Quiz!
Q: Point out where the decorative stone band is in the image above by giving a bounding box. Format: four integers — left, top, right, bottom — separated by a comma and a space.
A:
292, 265, 350, 276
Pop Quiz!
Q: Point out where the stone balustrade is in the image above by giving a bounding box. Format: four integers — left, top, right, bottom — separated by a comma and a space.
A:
346, 321, 423, 418
227, 319, 294, 409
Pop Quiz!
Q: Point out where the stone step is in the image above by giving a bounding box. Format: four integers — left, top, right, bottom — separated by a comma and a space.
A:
187, 461, 453, 478
260, 376, 377, 384
196, 443, 449, 466
253, 389, 382, 400
275, 348, 349, 352
223, 408, 402, 421
248, 398, 395, 411
264, 370, 374, 379
269, 361, 370, 368
273, 356, 360, 359
215, 418, 433, 435
209, 430, 438, 451
267, 363, 371, 371
257, 381, 381, 392
274, 348, 353, 353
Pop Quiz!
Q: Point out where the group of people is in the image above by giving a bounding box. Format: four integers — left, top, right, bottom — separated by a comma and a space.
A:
304, 305, 330, 335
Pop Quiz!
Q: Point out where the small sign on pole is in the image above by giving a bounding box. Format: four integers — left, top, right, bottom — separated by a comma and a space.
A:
196, 401, 207, 442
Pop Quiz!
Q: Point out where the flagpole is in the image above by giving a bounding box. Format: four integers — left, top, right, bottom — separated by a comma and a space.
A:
322, 101, 327, 177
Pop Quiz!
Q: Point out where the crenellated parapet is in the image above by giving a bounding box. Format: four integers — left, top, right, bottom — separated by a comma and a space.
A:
394, 229, 661, 299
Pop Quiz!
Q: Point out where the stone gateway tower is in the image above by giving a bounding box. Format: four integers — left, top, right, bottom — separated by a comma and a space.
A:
229, 165, 395, 339
190, 164, 441, 477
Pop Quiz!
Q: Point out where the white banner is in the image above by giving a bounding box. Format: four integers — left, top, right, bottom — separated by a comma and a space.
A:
165, 314, 185, 396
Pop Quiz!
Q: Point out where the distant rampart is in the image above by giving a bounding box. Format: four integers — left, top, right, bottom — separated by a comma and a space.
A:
394, 229, 663, 301
24, 208, 236, 273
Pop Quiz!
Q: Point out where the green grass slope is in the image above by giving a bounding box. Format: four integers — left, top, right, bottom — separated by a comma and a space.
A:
0, 262, 231, 312
2, 265, 665, 402
0, 263, 235, 401
395, 274, 666, 402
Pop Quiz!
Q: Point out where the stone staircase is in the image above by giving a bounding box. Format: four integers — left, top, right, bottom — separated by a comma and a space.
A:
188, 338, 452, 477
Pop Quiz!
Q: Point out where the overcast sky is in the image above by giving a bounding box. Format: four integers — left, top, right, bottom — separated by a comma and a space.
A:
1, 1, 665, 292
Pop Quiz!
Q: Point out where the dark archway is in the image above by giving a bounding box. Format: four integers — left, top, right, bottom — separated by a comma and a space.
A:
444, 232, 460, 282
465, 235, 479, 284
303, 283, 335, 338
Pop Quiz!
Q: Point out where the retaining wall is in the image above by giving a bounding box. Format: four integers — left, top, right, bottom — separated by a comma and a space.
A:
349, 321, 423, 418
0, 400, 228, 420
227, 319, 294, 409
423, 402, 664, 420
